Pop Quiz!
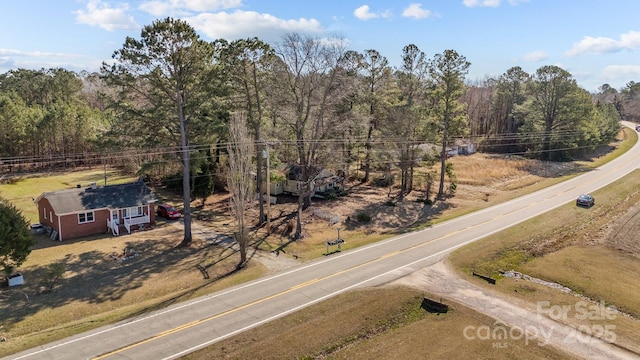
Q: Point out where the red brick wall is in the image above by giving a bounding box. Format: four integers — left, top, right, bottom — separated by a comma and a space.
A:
36, 198, 57, 233
36, 199, 157, 241
58, 209, 110, 240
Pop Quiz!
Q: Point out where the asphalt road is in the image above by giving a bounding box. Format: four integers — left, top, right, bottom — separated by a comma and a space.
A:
6, 122, 640, 360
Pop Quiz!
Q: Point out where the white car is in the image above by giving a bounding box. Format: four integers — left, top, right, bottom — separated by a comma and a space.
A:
30, 223, 46, 234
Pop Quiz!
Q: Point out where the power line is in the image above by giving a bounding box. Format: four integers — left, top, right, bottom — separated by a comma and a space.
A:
0, 126, 614, 163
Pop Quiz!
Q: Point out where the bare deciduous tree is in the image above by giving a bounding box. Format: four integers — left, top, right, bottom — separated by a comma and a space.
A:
272, 33, 349, 239
226, 113, 255, 269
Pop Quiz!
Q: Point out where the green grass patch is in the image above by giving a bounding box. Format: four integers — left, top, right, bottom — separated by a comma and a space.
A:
0, 168, 138, 223
578, 126, 637, 169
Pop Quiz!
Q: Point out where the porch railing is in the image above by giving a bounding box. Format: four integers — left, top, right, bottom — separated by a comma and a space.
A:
124, 214, 150, 234
107, 219, 119, 236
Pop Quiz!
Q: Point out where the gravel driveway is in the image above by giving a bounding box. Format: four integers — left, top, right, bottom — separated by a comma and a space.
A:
391, 261, 638, 360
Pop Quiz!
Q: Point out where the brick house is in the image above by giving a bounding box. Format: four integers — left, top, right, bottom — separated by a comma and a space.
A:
34, 181, 157, 241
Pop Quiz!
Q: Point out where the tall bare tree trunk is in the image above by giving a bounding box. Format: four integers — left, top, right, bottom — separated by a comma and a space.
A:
227, 113, 254, 268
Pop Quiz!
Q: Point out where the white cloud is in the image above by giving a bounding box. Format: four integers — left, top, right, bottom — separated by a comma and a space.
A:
566, 31, 640, 56
463, 0, 501, 7
74, 0, 139, 31
353, 5, 391, 20
463, 0, 528, 7
0, 48, 27, 57
140, 0, 242, 17
602, 65, 640, 83
186, 10, 323, 43
178, 0, 243, 11
521, 50, 547, 62
354, 5, 378, 20
402, 3, 432, 19
0, 48, 78, 59
0, 48, 96, 74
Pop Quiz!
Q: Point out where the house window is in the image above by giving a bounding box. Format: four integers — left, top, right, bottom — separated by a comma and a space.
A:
44, 207, 47, 220
78, 212, 95, 224
122, 207, 143, 218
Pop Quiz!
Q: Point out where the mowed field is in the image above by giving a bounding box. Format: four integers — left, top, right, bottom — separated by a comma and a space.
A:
0, 127, 638, 358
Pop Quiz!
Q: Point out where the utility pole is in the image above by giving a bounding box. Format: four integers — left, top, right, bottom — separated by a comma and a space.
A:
264, 144, 271, 235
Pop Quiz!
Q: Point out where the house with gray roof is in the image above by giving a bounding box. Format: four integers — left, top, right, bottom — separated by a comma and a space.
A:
34, 181, 157, 241
281, 164, 343, 197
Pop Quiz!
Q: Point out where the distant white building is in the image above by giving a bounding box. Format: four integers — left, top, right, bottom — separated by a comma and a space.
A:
282, 164, 344, 197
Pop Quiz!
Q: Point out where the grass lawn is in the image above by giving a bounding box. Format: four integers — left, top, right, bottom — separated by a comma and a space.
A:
0, 226, 268, 357
0, 167, 267, 356
0, 168, 138, 223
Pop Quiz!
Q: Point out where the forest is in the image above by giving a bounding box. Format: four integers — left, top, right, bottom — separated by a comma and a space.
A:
0, 18, 637, 249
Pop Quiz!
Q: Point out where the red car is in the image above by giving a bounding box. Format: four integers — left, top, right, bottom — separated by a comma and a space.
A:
156, 204, 181, 220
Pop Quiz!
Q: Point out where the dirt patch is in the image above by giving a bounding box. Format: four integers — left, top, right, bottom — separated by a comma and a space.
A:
195, 154, 580, 245
592, 200, 640, 257
391, 261, 639, 359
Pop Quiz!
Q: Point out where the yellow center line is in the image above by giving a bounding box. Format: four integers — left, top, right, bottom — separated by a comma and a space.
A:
93, 219, 495, 359
378, 250, 401, 260
93, 248, 404, 359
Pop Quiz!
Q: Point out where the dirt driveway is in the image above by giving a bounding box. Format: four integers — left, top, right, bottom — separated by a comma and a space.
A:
391, 261, 638, 360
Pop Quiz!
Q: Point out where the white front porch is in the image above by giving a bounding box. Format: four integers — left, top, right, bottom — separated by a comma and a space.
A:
107, 205, 152, 236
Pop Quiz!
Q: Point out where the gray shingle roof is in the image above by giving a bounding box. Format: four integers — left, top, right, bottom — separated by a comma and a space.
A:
40, 181, 156, 215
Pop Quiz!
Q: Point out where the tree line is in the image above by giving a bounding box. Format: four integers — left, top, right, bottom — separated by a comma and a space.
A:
0, 18, 632, 264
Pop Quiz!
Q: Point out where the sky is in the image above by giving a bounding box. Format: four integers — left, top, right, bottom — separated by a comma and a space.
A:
1, 0, 640, 92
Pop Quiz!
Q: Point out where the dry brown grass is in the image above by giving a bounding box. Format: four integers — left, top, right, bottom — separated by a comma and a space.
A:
238, 152, 590, 259
182, 129, 636, 360
448, 168, 640, 356
496, 277, 640, 355
0, 225, 267, 356
522, 246, 640, 318
453, 154, 546, 186
184, 287, 575, 360
449, 167, 640, 279
0, 128, 635, 358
